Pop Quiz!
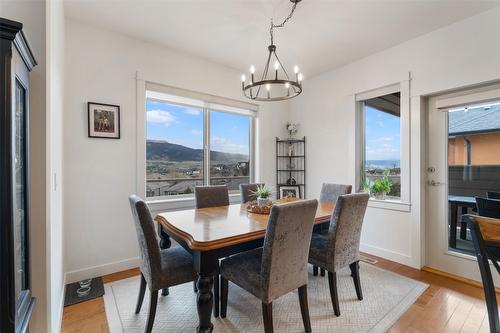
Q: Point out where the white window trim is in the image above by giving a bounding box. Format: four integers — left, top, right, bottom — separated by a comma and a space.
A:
355, 81, 411, 210
136, 73, 257, 210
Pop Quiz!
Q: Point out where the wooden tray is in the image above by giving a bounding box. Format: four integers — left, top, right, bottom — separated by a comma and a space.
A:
246, 201, 272, 214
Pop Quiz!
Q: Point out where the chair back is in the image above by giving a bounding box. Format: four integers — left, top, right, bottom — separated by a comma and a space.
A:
195, 185, 229, 208
239, 183, 264, 203
129, 195, 161, 286
319, 183, 352, 203
260, 199, 318, 303
476, 197, 500, 219
488, 191, 500, 200
467, 215, 500, 333
327, 193, 369, 271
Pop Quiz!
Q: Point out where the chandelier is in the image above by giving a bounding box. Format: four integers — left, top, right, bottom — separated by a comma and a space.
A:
241, 0, 303, 101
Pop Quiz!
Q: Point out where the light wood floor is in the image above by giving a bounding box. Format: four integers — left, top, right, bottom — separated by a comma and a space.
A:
61, 253, 495, 333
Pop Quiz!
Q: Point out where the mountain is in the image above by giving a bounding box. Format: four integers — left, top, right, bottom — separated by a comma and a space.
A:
146, 140, 248, 162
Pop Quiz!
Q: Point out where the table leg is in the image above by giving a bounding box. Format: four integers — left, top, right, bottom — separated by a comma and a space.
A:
159, 226, 171, 296
449, 202, 458, 249
194, 251, 216, 333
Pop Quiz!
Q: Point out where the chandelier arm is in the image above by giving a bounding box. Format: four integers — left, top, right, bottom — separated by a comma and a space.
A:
270, 1, 298, 45
273, 51, 291, 80
256, 49, 273, 98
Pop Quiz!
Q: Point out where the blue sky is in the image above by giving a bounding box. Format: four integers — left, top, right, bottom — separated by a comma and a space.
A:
365, 105, 400, 161
146, 99, 250, 155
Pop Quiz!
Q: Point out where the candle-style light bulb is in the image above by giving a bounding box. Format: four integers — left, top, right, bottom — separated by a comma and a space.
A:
298, 73, 303, 82
285, 82, 290, 89
250, 65, 255, 74
274, 61, 280, 70
294, 65, 299, 74
241, 74, 246, 82
266, 83, 271, 91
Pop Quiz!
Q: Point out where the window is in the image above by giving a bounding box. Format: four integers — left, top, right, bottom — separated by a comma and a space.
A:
359, 91, 401, 200
146, 91, 254, 199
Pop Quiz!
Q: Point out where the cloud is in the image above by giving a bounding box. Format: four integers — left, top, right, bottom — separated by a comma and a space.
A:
211, 136, 248, 154
184, 108, 201, 116
191, 129, 203, 136
147, 109, 176, 127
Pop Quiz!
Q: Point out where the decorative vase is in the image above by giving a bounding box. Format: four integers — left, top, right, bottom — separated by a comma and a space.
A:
257, 197, 271, 207
373, 192, 386, 200
288, 143, 294, 156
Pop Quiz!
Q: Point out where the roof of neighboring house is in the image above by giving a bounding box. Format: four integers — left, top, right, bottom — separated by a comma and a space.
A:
449, 105, 500, 136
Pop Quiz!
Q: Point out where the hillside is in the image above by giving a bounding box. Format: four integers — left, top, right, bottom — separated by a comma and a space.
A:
146, 140, 248, 162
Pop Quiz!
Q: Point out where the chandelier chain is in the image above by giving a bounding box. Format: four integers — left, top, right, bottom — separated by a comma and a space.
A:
270, 1, 298, 45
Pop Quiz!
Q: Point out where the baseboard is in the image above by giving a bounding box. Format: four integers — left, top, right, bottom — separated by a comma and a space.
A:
65, 257, 140, 284
422, 266, 500, 294
360, 243, 416, 268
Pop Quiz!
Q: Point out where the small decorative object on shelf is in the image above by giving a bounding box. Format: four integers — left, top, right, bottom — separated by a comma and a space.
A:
276, 136, 306, 199
286, 122, 299, 138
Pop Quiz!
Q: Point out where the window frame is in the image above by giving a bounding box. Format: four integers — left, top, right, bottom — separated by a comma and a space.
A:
137, 80, 257, 209
355, 82, 411, 208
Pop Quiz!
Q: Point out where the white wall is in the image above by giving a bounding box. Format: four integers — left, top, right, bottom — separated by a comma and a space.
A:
0, 1, 49, 332
289, 6, 500, 268
63, 19, 288, 282
47, 0, 65, 331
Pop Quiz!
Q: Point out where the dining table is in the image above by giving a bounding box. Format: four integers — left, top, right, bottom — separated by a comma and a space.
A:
154, 199, 334, 333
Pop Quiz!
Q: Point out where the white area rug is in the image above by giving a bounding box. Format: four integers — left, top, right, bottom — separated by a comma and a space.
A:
104, 263, 427, 333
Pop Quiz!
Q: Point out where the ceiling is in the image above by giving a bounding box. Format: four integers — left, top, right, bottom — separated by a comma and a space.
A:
64, 0, 500, 78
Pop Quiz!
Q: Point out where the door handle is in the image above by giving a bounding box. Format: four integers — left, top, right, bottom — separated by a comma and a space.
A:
428, 180, 445, 186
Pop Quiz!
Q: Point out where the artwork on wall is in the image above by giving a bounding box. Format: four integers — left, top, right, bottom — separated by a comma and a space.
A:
280, 186, 300, 199
88, 102, 120, 139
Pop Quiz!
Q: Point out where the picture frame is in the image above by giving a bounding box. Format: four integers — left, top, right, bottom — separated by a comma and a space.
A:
88, 102, 120, 139
279, 185, 301, 199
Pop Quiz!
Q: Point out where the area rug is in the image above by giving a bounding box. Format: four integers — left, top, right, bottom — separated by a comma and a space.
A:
103, 262, 427, 333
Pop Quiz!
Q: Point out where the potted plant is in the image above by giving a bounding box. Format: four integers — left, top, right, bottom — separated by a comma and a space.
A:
252, 185, 272, 206
370, 170, 392, 200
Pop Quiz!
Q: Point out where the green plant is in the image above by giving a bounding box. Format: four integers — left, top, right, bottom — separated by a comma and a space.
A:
252, 185, 271, 199
370, 170, 392, 194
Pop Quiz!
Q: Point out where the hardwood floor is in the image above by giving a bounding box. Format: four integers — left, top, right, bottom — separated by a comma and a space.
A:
61, 255, 494, 333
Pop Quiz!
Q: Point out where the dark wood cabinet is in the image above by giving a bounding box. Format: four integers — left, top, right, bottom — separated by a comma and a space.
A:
0, 17, 37, 333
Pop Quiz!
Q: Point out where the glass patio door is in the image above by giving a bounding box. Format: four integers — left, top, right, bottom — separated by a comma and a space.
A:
426, 89, 500, 283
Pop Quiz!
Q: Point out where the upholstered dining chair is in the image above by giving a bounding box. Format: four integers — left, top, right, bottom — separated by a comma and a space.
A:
239, 183, 265, 203
476, 197, 500, 219
467, 215, 500, 333
129, 195, 197, 333
308, 192, 369, 316
314, 183, 353, 277
220, 199, 319, 333
195, 185, 229, 208
194, 184, 230, 316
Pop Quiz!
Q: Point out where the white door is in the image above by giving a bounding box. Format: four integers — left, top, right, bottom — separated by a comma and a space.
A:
426, 86, 500, 283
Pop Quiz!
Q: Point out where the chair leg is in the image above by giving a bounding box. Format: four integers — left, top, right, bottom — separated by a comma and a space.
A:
213, 274, 219, 317
320, 268, 325, 276
298, 285, 312, 333
313, 265, 318, 276
350, 261, 363, 300
145, 290, 158, 333
220, 276, 228, 318
262, 302, 273, 333
193, 280, 198, 292
327, 271, 340, 316
135, 274, 147, 314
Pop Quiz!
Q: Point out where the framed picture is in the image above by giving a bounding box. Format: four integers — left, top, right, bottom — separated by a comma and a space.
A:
88, 102, 120, 139
280, 186, 301, 199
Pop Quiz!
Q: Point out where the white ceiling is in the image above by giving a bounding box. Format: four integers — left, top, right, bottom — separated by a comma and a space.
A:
64, 0, 500, 78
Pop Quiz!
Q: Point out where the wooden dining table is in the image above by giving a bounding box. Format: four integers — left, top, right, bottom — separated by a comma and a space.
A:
154, 199, 334, 333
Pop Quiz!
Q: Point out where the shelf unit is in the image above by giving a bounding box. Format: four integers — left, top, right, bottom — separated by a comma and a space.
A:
276, 137, 306, 199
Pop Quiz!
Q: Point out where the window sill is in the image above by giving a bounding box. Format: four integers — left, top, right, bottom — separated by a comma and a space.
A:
367, 198, 411, 212
147, 193, 242, 213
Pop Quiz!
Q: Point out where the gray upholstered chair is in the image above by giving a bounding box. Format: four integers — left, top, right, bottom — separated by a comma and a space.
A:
129, 195, 197, 333
239, 183, 265, 203
308, 193, 369, 316
195, 185, 229, 208
314, 183, 353, 276
220, 199, 319, 333
194, 185, 230, 316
